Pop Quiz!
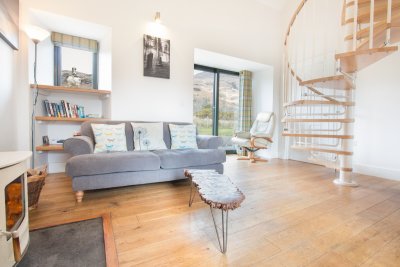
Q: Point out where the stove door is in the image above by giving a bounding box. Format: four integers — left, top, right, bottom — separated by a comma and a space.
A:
0, 161, 30, 267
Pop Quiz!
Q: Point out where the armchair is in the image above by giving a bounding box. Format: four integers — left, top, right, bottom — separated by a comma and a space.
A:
232, 112, 275, 163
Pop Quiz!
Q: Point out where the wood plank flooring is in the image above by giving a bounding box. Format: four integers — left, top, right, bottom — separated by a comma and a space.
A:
29, 156, 400, 266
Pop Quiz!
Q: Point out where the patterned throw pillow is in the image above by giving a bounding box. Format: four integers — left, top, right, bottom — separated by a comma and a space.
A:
169, 124, 198, 149
91, 123, 128, 153
131, 122, 167, 151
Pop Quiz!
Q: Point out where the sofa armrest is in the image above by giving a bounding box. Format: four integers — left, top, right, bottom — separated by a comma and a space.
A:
63, 136, 94, 156
197, 135, 223, 149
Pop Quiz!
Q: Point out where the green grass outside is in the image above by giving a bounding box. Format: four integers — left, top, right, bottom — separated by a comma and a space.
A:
198, 127, 234, 137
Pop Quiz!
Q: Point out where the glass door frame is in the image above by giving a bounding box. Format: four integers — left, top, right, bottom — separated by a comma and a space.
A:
194, 64, 239, 136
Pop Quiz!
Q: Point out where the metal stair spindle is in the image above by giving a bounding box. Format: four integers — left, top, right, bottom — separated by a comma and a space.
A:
370, 0, 375, 49
386, 0, 392, 44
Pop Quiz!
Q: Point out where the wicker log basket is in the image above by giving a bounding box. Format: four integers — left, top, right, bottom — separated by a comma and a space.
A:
27, 165, 47, 210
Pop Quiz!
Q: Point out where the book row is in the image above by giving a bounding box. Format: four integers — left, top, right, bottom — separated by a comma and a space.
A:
43, 100, 85, 118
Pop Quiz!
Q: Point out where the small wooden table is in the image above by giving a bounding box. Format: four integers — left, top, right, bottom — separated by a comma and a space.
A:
184, 169, 245, 253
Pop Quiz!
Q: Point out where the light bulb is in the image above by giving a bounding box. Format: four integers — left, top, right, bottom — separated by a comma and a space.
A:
154, 12, 161, 24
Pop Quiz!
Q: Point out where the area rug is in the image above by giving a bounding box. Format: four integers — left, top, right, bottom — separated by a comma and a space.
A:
19, 213, 118, 267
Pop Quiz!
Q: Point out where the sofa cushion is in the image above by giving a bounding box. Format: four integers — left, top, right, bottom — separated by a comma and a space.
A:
169, 124, 198, 149
81, 121, 193, 151
91, 123, 128, 153
152, 149, 226, 169
131, 122, 167, 151
66, 151, 161, 177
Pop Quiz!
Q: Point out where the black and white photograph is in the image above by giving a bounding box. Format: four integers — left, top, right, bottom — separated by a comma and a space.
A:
143, 34, 170, 79
0, 0, 19, 50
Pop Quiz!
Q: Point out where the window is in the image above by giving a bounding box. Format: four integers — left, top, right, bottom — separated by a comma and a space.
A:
54, 46, 98, 89
52, 32, 99, 89
193, 65, 240, 152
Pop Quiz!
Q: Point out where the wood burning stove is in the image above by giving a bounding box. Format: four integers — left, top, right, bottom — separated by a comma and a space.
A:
0, 152, 31, 267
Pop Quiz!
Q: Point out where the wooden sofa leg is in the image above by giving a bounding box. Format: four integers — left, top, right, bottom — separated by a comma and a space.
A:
76, 191, 84, 203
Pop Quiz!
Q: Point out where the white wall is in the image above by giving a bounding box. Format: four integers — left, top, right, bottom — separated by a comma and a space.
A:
21, 0, 283, 124
0, 30, 30, 153
252, 69, 278, 158
354, 52, 400, 180
0, 41, 18, 151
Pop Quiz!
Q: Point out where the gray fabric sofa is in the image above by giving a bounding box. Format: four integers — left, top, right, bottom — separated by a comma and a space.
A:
64, 121, 226, 202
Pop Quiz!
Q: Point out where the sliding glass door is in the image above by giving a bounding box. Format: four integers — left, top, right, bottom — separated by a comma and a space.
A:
193, 68, 214, 135
193, 65, 239, 152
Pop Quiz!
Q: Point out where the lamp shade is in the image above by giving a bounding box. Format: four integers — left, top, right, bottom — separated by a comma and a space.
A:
25, 25, 50, 43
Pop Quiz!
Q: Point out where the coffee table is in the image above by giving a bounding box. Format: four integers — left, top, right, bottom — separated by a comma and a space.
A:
184, 169, 245, 253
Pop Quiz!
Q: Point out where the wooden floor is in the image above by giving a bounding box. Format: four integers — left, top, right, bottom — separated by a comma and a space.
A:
29, 156, 400, 267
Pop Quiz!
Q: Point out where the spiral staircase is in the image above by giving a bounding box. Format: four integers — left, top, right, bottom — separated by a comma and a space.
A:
282, 0, 399, 186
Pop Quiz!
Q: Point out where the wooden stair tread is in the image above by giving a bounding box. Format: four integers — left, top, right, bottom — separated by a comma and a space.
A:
345, 1, 400, 24
300, 75, 354, 90
344, 21, 398, 41
283, 133, 354, 139
335, 46, 398, 73
305, 87, 344, 102
284, 100, 355, 107
291, 145, 353, 155
358, 26, 400, 50
282, 118, 355, 123
344, 13, 400, 49
347, 0, 400, 8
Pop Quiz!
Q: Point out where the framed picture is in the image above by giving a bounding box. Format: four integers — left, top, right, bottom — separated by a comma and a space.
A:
143, 34, 170, 79
0, 0, 19, 50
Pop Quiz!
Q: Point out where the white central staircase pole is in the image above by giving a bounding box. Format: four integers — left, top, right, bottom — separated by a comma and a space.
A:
334, 88, 357, 187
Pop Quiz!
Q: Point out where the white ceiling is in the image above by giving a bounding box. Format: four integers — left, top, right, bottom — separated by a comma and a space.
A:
255, 0, 289, 10
194, 48, 272, 72
29, 9, 111, 41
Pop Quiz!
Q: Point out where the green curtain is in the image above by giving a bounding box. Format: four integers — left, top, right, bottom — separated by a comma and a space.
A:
237, 70, 253, 155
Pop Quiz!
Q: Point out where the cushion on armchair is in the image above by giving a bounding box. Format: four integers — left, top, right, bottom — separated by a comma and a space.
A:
234, 131, 251, 139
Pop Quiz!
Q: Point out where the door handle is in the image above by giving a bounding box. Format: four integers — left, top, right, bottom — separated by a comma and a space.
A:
0, 230, 22, 262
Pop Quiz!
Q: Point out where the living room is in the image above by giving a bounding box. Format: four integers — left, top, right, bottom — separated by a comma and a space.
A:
1, 0, 400, 266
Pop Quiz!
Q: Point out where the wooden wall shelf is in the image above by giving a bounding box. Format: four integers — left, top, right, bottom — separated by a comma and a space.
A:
36, 145, 64, 152
35, 116, 106, 123
31, 84, 111, 96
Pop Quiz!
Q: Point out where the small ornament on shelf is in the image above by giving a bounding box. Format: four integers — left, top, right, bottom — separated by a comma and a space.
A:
67, 67, 82, 87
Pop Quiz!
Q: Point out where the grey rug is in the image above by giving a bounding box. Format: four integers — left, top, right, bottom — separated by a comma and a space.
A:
18, 217, 106, 267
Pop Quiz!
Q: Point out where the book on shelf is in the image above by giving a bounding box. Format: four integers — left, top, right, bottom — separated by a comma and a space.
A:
42, 100, 86, 118
43, 100, 51, 117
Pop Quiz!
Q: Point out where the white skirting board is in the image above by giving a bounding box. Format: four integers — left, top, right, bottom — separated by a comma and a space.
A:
47, 152, 69, 173
48, 162, 67, 174
354, 164, 400, 181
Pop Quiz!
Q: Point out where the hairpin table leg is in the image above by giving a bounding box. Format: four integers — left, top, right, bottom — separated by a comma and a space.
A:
188, 178, 196, 207
210, 207, 229, 253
